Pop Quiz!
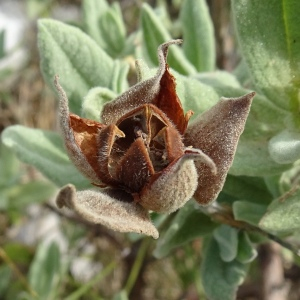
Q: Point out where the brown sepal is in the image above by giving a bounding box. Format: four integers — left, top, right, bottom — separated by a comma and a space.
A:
139, 154, 198, 213
184, 92, 255, 205
55, 75, 104, 184
56, 184, 159, 239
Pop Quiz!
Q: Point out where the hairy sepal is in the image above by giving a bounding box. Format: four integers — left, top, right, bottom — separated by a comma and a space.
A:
139, 149, 216, 213
56, 184, 159, 239
185, 92, 255, 205
55, 76, 103, 184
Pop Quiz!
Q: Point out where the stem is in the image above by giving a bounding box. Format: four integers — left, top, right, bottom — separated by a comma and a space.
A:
0, 247, 38, 298
124, 237, 151, 295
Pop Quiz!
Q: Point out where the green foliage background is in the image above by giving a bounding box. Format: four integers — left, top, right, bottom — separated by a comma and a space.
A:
1, 0, 300, 299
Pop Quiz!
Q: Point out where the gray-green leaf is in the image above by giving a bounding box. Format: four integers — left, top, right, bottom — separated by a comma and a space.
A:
5, 181, 56, 210
232, 0, 300, 112
82, 0, 109, 48
174, 71, 220, 115
201, 236, 248, 300
237, 232, 257, 264
141, 3, 196, 75
213, 225, 239, 262
1, 125, 90, 189
0, 142, 20, 186
153, 202, 217, 258
98, 3, 126, 57
180, 0, 215, 72
82, 87, 117, 120
38, 19, 128, 114
233, 201, 268, 226
196, 73, 292, 176
259, 189, 300, 233
83, 0, 126, 58
29, 242, 61, 300
223, 175, 273, 205
269, 130, 300, 164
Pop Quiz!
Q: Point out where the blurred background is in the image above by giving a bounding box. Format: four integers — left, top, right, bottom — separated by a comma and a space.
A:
1, 1, 299, 299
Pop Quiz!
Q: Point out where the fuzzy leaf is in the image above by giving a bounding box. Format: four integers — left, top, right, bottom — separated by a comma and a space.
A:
269, 130, 300, 164
264, 175, 282, 198
233, 201, 268, 226
38, 19, 128, 114
110, 59, 129, 94
0, 142, 20, 186
83, 1, 126, 58
195, 78, 289, 138
141, 4, 196, 75
5, 181, 56, 210
233, 59, 253, 87
195, 71, 241, 89
1, 125, 90, 189
232, 0, 300, 113
232, 140, 291, 176
82, 0, 109, 48
197, 74, 292, 175
237, 232, 257, 264
98, 3, 126, 57
29, 242, 61, 300
135, 59, 156, 82
223, 175, 273, 205
213, 225, 239, 262
259, 189, 300, 233
82, 87, 117, 120
175, 71, 219, 115
180, 0, 215, 71
153, 202, 217, 258
201, 236, 248, 300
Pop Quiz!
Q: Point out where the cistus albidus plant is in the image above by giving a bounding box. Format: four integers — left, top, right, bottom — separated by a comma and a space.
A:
2, 0, 300, 299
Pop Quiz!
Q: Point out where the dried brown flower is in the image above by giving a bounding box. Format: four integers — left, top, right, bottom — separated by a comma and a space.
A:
55, 40, 255, 239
